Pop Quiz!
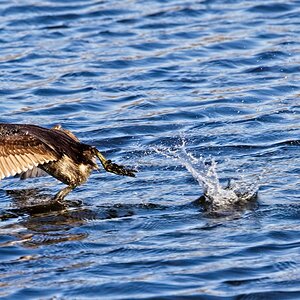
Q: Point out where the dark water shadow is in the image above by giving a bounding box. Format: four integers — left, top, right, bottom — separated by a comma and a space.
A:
98, 201, 169, 219
0, 188, 172, 247
1, 188, 77, 220
1, 188, 167, 223
0, 188, 96, 247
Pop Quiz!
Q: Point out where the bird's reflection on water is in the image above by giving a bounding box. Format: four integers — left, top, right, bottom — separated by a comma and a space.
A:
6, 188, 71, 215
0, 188, 163, 248
0, 188, 95, 247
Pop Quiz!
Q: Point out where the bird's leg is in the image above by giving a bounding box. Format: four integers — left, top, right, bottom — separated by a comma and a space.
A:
94, 149, 137, 177
54, 185, 75, 201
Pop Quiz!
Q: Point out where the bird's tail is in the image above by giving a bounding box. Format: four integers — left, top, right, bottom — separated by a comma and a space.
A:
93, 148, 137, 177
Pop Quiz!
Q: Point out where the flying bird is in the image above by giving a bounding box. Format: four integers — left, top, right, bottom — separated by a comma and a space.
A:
0, 123, 136, 200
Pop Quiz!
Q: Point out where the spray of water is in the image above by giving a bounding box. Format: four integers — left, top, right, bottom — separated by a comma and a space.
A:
154, 139, 259, 210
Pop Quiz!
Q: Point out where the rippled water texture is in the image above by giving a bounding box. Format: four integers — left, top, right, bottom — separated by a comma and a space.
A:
0, 0, 300, 299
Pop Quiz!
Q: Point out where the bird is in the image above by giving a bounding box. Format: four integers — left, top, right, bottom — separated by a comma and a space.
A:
0, 123, 137, 200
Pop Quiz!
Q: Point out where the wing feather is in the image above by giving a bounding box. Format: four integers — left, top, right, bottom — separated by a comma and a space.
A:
0, 159, 5, 179
0, 157, 8, 179
1, 156, 11, 178
0, 126, 60, 180
8, 155, 23, 174
6, 155, 18, 176
13, 154, 29, 173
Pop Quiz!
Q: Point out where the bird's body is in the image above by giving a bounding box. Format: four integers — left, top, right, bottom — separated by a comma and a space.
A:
0, 123, 136, 200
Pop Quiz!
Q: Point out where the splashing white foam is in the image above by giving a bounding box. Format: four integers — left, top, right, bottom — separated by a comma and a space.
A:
154, 139, 259, 210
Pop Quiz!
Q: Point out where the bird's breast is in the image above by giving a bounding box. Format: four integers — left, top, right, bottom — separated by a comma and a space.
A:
41, 155, 95, 186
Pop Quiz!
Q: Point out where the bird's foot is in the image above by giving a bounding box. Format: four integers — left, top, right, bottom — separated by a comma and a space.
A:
54, 186, 75, 202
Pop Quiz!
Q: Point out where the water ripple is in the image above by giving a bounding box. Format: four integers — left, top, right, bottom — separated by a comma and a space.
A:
0, 0, 300, 299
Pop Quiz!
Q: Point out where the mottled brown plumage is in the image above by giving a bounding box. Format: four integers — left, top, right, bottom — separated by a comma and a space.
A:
0, 123, 136, 200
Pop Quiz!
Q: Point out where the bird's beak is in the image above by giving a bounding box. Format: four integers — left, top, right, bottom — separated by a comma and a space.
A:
94, 149, 137, 177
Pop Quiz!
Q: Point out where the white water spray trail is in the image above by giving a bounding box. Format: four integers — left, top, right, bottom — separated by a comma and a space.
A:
154, 139, 259, 209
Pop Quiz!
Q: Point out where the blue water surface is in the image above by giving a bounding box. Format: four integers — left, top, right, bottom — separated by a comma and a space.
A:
0, 0, 300, 299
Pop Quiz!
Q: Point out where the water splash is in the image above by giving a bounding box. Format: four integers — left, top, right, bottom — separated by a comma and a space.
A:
155, 139, 259, 211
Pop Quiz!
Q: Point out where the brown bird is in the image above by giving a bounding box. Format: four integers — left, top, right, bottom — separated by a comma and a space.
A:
0, 123, 136, 200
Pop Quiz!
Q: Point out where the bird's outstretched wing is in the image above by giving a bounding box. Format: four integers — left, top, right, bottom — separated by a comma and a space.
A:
0, 124, 59, 180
